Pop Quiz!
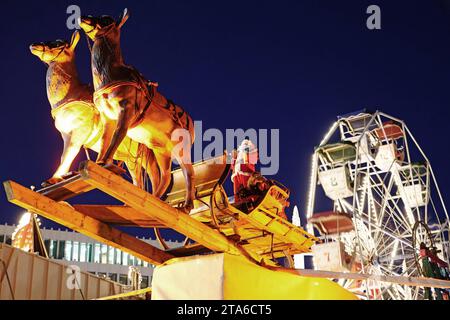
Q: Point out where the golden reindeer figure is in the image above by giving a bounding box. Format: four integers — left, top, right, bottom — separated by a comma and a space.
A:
30, 31, 159, 188
79, 10, 196, 211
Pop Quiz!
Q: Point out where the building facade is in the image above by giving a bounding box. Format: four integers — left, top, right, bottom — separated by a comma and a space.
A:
0, 223, 181, 288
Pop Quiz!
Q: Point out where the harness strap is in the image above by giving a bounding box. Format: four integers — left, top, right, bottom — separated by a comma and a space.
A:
162, 98, 190, 130
51, 99, 95, 119
94, 78, 190, 131
93, 81, 143, 103
94, 80, 156, 128
42, 45, 65, 64
132, 85, 154, 127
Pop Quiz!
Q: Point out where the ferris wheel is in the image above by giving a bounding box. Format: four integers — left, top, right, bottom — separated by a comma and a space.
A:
305, 110, 450, 300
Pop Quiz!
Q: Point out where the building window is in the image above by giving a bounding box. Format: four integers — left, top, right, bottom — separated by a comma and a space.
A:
48, 240, 55, 258
143, 261, 148, 268
51, 240, 58, 258
141, 276, 149, 288
108, 246, 114, 264
87, 243, 94, 263
122, 252, 129, 266
101, 244, 108, 264
94, 243, 100, 263
64, 241, 72, 260
72, 242, 79, 262
6, 236, 12, 245
0, 235, 5, 243
119, 274, 128, 285
44, 239, 50, 255
115, 248, 122, 265
57, 241, 65, 259
109, 273, 117, 282
80, 243, 87, 262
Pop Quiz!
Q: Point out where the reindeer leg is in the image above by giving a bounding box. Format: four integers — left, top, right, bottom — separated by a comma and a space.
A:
142, 148, 161, 194
96, 115, 116, 165
152, 152, 172, 198
45, 132, 82, 186
121, 147, 160, 193
98, 99, 135, 165
122, 158, 140, 186
149, 152, 172, 250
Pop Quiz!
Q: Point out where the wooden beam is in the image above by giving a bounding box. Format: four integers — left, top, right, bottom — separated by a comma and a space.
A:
79, 161, 246, 257
270, 267, 450, 289
38, 174, 93, 202
73, 205, 164, 228
37, 164, 125, 202
3, 181, 173, 265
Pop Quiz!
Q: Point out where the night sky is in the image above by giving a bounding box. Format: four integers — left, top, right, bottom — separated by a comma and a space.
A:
1, 1, 450, 240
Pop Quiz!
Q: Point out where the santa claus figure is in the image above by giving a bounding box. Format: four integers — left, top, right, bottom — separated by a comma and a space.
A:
231, 139, 259, 202
231, 139, 288, 219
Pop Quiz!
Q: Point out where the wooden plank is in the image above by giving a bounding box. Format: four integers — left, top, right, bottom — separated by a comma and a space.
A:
79, 161, 252, 258
73, 205, 164, 228
270, 267, 450, 289
37, 174, 93, 202
3, 181, 173, 265
37, 164, 125, 202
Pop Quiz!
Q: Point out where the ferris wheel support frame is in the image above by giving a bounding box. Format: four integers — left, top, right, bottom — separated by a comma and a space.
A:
305, 110, 450, 299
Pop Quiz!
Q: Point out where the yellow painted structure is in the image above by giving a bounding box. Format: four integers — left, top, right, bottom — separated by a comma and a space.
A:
152, 253, 358, 300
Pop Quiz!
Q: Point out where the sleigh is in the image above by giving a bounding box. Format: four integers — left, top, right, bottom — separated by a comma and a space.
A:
3, 154, 317, 267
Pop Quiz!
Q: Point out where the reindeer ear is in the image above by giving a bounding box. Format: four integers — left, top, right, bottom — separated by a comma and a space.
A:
117, 8, 130, 28
70, 30, 81, 50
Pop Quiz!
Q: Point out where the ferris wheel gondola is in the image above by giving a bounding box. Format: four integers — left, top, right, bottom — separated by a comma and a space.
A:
305, 110, 450, 300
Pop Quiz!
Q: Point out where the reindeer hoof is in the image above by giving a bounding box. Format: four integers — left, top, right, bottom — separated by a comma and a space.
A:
181, 200, 194, 214
41, 177, 63, 187
96, 159, 113, 167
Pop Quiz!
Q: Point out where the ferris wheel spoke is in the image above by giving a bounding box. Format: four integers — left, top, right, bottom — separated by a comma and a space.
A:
403, 260, 420, 276
375, 174, 397, 225
381, 199, 413, 232
375, 238, 400, 258
369, 187, 413, 234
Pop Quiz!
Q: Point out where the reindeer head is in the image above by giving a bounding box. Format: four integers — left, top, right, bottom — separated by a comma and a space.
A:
79, 9, 130, 41
30, 31, 81, 64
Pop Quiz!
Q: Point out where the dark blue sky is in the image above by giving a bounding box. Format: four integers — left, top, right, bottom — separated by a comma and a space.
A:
1, 1, 450, 240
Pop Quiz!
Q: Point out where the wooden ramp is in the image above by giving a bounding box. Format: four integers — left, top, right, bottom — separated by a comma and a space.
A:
3, 157, 317, 267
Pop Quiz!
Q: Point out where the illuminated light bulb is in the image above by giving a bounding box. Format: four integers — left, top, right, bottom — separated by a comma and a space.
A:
319, 121, 339, 147
306, 153, 318, 218
306, 121, 338, 221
